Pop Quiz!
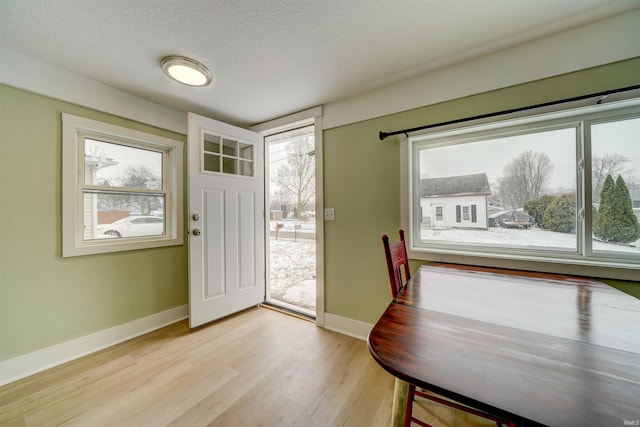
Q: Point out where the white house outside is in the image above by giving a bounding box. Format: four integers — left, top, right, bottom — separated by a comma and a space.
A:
83, 154, 119, 240
420, 173, 491, 230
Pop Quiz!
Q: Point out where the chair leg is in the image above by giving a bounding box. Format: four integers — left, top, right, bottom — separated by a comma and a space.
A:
403, 383, 433, 427
404, 382, 511, 427
403, 383, 415, 427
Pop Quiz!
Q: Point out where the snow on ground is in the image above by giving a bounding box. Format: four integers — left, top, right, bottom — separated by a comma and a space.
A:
267, 220, 638, 312
269, 236, 316, 310
421, 227, 640, 254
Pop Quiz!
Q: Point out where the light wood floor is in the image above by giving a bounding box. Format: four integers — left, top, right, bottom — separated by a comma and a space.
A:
0, 307, 395, 427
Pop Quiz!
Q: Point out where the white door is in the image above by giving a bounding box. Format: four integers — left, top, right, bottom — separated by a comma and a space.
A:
434, 204, 445, 227
188, 113, 265, 328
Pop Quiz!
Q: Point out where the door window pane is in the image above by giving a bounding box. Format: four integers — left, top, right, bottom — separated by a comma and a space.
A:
239, 160, 253, 177
223, 157, 236, 174
223, 139, 237, 156
202, 133, 254, 177
204, 153, 221, 172
239, 143, 253, 160
204, 133, 221, 153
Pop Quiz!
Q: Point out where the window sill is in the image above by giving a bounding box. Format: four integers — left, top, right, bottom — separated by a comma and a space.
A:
409, 247, 639, 281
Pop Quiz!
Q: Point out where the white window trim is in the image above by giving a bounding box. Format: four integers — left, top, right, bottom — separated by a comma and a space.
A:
402, 98, 640, 280
62, 113, 183, 257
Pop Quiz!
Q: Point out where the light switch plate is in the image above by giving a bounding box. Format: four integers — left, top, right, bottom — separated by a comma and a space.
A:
324, 208, 335, 221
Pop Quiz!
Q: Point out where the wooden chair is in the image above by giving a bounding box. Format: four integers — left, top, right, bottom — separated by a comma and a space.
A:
381, 230, 509, 427
381, 229, 411, 299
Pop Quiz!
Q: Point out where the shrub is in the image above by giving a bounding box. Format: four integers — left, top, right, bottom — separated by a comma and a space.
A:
543, 193, 576, 234
523, 195, 556, 228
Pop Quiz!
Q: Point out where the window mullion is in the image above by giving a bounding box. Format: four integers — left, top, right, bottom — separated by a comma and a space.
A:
582, 121, 593, 257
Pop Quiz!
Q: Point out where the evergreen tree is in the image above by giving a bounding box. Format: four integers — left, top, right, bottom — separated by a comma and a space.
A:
593, 174, 615, 239
610, 176, 640, 243
594, 175, 640, 243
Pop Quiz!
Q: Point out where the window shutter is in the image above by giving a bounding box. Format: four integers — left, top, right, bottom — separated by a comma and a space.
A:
471, 205, 477, 222
456, 205, 461, 222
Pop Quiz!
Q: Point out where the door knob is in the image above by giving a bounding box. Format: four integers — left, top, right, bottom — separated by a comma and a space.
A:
192, 213, 200, 221
192, 228, 201, 236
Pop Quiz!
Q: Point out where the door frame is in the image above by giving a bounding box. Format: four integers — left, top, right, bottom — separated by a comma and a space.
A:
251, 106, 325, 327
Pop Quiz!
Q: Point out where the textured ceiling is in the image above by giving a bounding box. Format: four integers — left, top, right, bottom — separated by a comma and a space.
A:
1, 0, 639, 127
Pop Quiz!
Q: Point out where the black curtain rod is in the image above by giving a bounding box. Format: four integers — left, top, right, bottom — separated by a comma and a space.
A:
378, 84, 640, 141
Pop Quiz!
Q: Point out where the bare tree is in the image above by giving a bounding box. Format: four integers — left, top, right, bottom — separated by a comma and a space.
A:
269, 187, 293, 218
592, 153, 630, 202
497, 150, 553, 209
98, 165, 162, 215
274, 136, 315, 219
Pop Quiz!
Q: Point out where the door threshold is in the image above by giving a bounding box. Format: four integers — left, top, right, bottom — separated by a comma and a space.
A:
261, 302, 315, 322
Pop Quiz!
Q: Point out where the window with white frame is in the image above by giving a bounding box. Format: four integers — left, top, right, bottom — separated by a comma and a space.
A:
62, 114, 183, 257
408, 99, 640, 268
459, 205, 474, 222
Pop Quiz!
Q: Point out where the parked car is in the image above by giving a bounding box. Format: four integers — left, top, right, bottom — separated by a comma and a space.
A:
96, 216, 164, 238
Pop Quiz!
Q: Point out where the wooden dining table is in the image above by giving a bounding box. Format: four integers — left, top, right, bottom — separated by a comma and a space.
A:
367, 262, 640, 426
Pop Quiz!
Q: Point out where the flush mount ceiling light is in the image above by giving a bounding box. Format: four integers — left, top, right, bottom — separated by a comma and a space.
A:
161, 56, 212, 87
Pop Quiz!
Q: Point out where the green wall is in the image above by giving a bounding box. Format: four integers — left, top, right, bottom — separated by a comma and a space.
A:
2, 57, 639, 363
323, 58, 640, 324
0, 85, 188, 361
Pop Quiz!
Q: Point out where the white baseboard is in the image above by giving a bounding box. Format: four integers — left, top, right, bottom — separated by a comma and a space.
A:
0, 305, 188, 386
324, 312, 373, 341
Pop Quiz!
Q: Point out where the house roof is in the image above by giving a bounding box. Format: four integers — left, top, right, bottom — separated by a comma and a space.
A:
421, 173, 491, 197
84, 154, 118, 171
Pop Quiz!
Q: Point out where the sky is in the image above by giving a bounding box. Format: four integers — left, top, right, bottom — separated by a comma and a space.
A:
86, 138, 162, 185
266, 126, 315, 202
591, 118, 640, 171
418, 116, 639, 192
